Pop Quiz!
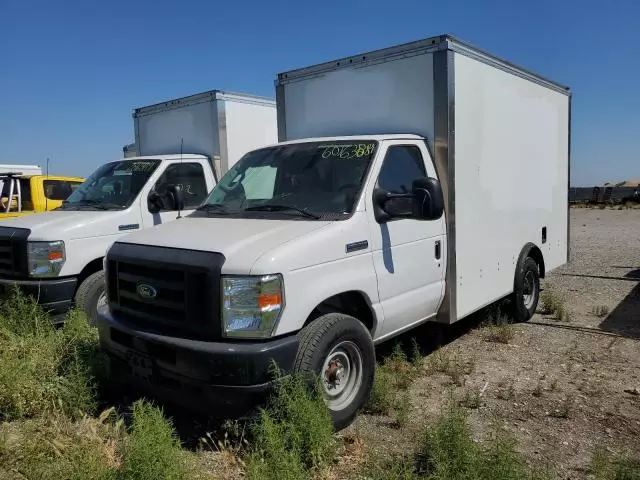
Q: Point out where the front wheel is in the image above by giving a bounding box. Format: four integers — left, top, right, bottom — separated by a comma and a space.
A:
511, 257, 540, 322
75, 270, 107, 325
293, 313, 375, 431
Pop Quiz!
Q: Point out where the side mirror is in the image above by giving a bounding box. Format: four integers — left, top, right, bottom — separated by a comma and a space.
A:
147, 191, 163, 214
373, 177, 444, 223
147, 185, 185, 213
411, 177, 444, 220
167, 185, 185, 211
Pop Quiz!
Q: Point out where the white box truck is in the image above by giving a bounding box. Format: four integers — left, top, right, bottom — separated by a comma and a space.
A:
0, 90, 277, 323
97, 35, 570, 429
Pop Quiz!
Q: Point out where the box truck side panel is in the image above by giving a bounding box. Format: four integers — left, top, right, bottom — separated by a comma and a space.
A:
135, 99, 219, 159
280, 53, 435, 144
222, 98, 278, 172
453, 52, 570, 320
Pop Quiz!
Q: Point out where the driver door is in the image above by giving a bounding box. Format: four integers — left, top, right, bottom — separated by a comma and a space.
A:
366, 140, 446, 338
140, 162, 209, 227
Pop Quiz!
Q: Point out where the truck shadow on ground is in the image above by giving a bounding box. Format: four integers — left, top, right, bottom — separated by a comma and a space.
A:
598, 282, 640, 339
554, 267, 640, 340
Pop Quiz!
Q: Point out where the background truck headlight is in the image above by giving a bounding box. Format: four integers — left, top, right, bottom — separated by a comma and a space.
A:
27, 241, 66, 277
222, 274, 284, 338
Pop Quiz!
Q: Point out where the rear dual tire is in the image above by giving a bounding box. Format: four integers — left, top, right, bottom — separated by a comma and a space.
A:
511, 257, 540, 322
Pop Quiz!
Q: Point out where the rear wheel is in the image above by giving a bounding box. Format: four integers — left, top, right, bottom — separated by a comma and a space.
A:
293, 313, 375, 430
511, 257, 540, 322
75, 270, 107, 325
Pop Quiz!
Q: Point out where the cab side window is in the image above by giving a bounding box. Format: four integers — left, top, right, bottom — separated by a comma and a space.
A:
152, 163, 207, 210
376, 145, 427, 216
377, 145, 426, 193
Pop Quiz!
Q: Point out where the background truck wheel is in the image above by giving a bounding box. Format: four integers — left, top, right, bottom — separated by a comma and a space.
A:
511, 257, 540, 322
293, 313, 375, 431
75, 270, 107, 325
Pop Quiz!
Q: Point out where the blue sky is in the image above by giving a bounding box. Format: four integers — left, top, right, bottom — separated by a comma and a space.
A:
1, 0, 638, 186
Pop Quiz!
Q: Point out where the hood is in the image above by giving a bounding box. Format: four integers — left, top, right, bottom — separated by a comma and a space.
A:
0, 210, 131, 240
114, 216, 331, 273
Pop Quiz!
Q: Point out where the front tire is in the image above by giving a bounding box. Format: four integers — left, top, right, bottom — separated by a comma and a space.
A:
293, 313, 375, 431
511, 257, 540, 322
75, 270, 107, 325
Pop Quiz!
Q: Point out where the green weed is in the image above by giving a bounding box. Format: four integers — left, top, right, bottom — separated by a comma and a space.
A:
246, 374, 334, 480
0, 291, 100, 420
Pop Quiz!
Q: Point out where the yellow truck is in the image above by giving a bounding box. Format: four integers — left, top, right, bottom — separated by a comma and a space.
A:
0, 165, 84, 219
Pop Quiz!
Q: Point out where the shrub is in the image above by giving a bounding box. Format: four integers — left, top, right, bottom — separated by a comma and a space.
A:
246, 374, 334, 480
119, 400, 188, 480
0, 291, 100, 420
0, 401, 193, 480
484, 323, 515, 344
365, 366, 395, 415
0, 410, 119, 480
420, 404, 538, 480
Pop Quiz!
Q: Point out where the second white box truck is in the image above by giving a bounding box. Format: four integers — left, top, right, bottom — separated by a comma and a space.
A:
97, 35, 571, 429
0, 90, 277, 323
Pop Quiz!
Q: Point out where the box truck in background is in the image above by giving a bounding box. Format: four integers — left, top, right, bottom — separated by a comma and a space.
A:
122, 143, 137, 158
97, 35, 570, 429
0, 90, 277, 323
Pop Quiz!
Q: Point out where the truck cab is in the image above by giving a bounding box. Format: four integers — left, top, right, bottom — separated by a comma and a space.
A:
0, 173, 84, 219
0, 155, 216, 322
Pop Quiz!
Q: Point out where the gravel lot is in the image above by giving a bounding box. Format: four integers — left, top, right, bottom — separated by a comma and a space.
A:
344, 208, 640, 479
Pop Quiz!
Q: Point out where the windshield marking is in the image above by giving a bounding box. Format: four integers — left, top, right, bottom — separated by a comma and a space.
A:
319, 143, 376, 159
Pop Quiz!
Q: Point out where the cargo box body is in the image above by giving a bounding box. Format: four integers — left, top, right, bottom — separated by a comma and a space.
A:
275, 34, 571, 323
133, 90, 277, 178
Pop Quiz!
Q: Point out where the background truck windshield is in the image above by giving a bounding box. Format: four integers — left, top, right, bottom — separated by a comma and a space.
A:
61, 160, 160, 210
204, 140, 378, 218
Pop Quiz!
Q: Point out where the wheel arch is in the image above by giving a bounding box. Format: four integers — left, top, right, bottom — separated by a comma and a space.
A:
303, 290, 377, 335
515, 243, 545, 279
76, 257, 104, 293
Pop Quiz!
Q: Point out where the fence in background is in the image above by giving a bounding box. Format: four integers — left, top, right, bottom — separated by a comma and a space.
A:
570, 186, 639, 204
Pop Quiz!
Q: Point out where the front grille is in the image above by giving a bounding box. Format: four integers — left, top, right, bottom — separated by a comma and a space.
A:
106, 242, 225, 340
0, 227, 30, 277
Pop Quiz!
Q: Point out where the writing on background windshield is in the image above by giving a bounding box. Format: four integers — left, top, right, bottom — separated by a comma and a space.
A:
204, 141, 378, 218
61, 160, 161, 210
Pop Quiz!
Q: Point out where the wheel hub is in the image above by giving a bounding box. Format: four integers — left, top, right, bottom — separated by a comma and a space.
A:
321, 341, 364, 411
522, 270, 536, 309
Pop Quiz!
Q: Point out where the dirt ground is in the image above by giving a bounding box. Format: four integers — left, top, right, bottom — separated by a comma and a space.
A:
344, 208, 640, 478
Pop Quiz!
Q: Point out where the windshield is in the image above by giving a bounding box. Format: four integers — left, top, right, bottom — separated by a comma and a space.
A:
59, 160, 160, 210
201, 140, 378, 220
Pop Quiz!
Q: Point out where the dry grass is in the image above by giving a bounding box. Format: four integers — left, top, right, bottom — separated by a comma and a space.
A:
539, 287, 571, 322
427, 348, 475, 386
591, 305, 610, 317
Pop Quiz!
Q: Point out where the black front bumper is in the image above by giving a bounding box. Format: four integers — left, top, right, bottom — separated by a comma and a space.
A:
97, 305, 299, 416
0, 276, 77, 318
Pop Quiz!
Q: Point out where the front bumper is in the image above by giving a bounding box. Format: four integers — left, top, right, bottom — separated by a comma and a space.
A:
0, 276, 77, 318
97, 305, 299, 415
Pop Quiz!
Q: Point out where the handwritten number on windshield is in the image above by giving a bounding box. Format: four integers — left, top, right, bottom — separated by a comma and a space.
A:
320, 143, 376, 159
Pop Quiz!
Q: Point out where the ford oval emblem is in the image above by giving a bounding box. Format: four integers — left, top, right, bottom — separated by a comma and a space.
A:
136, 283, 157, 300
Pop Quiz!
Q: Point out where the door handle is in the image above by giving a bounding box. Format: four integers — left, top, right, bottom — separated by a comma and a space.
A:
435, 240, 441, 260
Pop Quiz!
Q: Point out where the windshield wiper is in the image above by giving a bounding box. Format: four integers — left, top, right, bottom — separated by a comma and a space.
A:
244, 204, 320, 219
60, 199, 120, 210
197, 203, 233, 214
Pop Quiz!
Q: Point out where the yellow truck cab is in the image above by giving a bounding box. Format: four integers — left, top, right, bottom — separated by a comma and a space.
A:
0, 168, 84, 219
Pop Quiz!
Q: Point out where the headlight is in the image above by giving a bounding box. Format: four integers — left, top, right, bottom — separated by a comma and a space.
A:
222, 274, 284, 338
27, 241, 66, 277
